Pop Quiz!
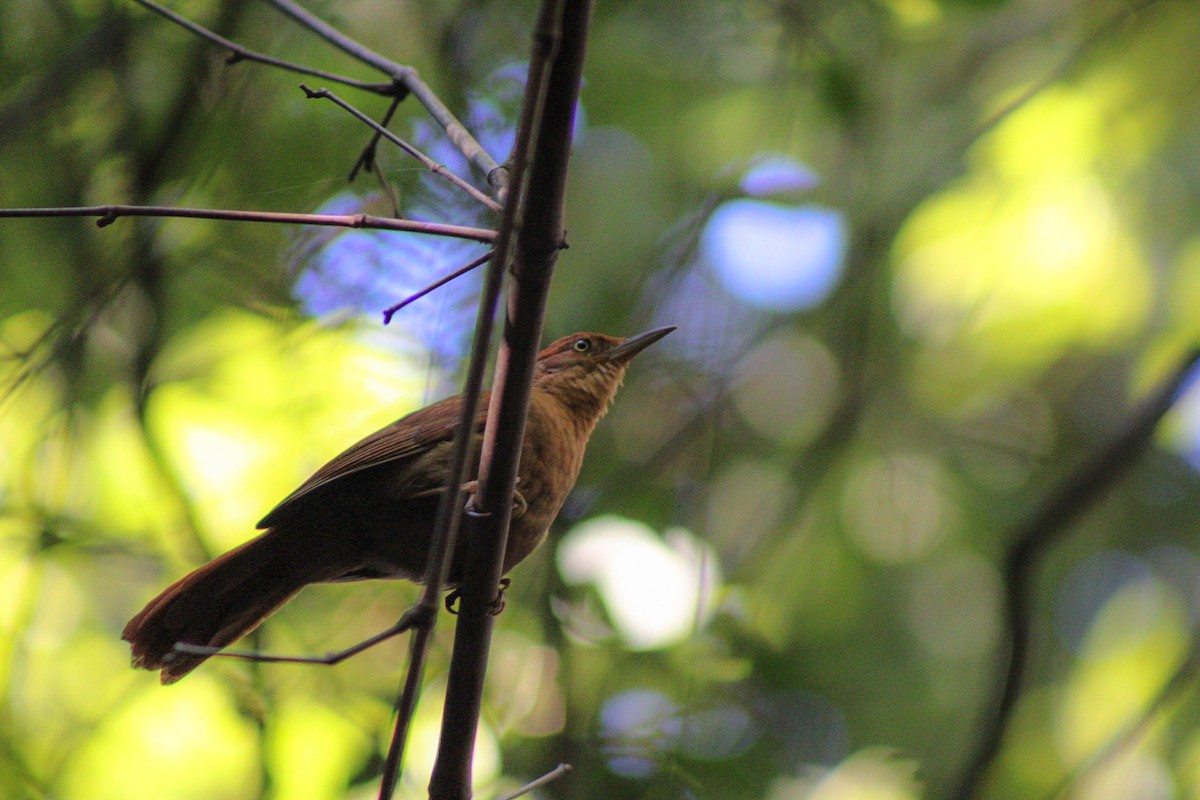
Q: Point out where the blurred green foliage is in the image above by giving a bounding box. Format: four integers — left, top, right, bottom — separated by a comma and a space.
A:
3, 0, 1200, 798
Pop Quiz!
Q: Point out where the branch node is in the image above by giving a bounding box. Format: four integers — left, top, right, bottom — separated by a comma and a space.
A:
96, 210, 117, 228
388, 80, 411, 101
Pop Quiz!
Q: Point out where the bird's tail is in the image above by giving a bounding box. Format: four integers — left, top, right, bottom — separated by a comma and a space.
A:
123, 531, 318, 684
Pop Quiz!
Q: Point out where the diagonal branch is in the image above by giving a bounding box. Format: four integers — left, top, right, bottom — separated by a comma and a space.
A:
381, 250, 494, 325
497, 764, 573, 800
130, 0, 397, 94
349, 94, 404, 182
128, 0, 502, 185
264, 0, 503, 185
300, 84, 503, 213
952, 349, 1200, 800
266, 0, 412, 79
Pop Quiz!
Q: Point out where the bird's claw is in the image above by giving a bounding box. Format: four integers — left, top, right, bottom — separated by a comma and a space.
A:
510, 486, 528, 519
491, 578, 511, 615
462, 478, 527, 519
444, 578, 511, 616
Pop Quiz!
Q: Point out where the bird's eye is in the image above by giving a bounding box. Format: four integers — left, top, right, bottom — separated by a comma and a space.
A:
572, 338, 591, 353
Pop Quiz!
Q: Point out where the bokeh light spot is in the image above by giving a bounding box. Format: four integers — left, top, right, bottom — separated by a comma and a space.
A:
703, 199, 846, 310
705, 459, 789, 567
740, 154, 821, 196
266, 699, 369, 800
599, 689, 678, 778
904, 551, 1000, 659
1053, 550, 1154, 654
732, 331, 841, 447
63, 679, 260, 800
1056, 571, 1188, 764
598, 689, 763, 778
893, 85, 1153, 370
841, 453, 954, 564
1166, 358, 1200, 472
557, 516, 720, 650
766, 748, 922, 800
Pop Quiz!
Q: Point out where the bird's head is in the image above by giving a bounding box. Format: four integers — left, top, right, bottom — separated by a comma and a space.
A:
534, 326, 675, 415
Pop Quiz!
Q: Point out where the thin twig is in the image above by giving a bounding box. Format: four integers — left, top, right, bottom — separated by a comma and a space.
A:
129, 0, 397, 95
266, 0, 412, 78
952, 349, 1200, 800
382, 250, 494, 324
496, 764, 573, 800
265, 0, 501, 182
170, 605, 432, 667
301, 84, 503, 213
351, 94, 404, 182
372, 156, 403, 219
0, 205, 496, 242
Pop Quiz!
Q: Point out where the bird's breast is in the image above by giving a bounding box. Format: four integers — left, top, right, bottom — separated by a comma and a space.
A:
502, 394, 591, 572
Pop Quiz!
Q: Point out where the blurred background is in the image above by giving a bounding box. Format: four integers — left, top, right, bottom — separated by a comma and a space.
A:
3, 0, 1200, 798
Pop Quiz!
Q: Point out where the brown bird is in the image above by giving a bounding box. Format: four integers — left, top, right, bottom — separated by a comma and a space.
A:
123, 327, 673, 683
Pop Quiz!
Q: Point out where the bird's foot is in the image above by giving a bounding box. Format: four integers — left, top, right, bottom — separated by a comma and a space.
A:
462, 478, 527, 519
511, 484, 528, 518
491, 578, 511, 615
444, 578, 511, 616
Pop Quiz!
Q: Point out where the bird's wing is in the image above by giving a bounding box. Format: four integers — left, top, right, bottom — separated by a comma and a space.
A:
256, 392, 488, 529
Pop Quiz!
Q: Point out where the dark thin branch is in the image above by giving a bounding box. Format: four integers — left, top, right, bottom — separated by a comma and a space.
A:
264, 0, 502, 183
371, 154, 403, 219
129, 0, 398, 95
382, 250, 494, 324
371, 4, 558, 780
952, 349, 1200, 800
375, 110, 524, 800
350, 94, 404, 182
429, 0, 588, 797
300, 84, 503, 213
0, 205, 496, 243
129, 0, 501, 182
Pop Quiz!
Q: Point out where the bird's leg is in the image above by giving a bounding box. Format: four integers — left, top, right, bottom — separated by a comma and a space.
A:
444, 579, 511, 615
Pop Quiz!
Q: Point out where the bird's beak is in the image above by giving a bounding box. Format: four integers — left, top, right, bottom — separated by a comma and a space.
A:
609, 326, 676, 362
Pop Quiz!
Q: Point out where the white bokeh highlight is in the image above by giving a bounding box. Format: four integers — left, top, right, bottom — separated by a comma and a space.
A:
557, 516, 721, 650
